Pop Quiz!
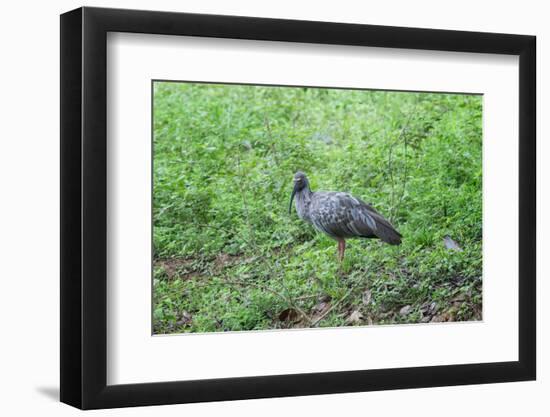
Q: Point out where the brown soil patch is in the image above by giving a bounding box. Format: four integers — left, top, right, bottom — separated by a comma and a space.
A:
154, 258, 199, 280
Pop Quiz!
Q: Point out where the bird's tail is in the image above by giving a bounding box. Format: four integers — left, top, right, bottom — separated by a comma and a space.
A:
374, 218, 402, 245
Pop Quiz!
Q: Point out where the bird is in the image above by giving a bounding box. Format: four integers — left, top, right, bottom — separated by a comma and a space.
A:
289, 171, 402, 261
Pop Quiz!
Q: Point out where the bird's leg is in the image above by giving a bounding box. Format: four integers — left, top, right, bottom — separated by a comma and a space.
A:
341, 239, 346, 262
337, 239, 346, 262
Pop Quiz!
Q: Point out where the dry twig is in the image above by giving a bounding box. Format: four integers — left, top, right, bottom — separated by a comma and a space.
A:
310, 286, 356, 327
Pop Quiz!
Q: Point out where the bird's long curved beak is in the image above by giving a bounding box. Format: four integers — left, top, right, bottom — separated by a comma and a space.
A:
289, 185, 297, 215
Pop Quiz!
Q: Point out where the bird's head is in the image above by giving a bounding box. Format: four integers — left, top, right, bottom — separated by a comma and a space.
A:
289, 171, 309, 214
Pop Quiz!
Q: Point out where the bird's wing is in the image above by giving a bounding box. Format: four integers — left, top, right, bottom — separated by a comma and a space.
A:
309, 192, 378, 239
310, 192, 402, 245
356, 198, 402, 241
356, 197, 402, 244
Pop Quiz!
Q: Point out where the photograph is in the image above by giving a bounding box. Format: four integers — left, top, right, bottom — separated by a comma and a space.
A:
152, 81, 483, 334
52, 3, 538, 411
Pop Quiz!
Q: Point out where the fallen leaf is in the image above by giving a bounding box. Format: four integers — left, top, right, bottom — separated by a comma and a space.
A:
175, 311, 192, 327
431, 314, 446, 323
421, 301, 438, 316
362, 289, 372, 306
311, 298, 332, 323
399, 305, 413, 316
345, 310, 363, 325
311, 294, 332, 314
443, 235, 463, 251
312, 300, 331, 315
451, 294, 467, 303
278, 308, 302, 323
431, 306, 459, 322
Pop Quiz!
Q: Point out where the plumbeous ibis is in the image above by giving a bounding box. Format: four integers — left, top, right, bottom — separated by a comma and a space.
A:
289, 171, 402, 261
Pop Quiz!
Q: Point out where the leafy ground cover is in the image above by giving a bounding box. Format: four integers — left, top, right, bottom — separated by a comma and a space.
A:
153, 82, 482, 334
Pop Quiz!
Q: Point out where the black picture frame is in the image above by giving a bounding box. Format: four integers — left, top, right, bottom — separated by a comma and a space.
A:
60, 6, 536, 410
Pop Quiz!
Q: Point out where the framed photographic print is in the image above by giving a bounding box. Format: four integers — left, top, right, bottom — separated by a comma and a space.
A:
60, 6, 536, 409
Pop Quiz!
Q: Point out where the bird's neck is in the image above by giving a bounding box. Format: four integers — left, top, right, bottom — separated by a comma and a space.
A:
295, 187, 313, 221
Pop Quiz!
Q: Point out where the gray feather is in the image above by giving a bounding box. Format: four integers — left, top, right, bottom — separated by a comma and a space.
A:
303, 192, 401, 245
290, 172, 402, 246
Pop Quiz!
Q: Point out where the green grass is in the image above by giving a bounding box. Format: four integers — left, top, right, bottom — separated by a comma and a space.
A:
152, 82, 482, 334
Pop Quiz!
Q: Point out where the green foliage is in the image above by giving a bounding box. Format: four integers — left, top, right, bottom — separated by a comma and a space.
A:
153, 82, 482, 333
